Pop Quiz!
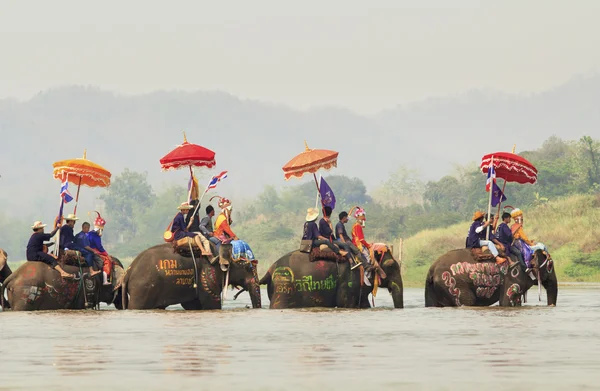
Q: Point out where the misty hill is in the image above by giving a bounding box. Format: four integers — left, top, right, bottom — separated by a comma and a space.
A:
1, 73, 600, 218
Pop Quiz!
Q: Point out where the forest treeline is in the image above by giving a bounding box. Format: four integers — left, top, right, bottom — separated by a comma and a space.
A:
2, 135, 599, 271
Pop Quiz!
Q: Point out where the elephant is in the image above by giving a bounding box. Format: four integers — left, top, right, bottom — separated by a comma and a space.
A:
260, 248, 403, 309
121, 243, 261, 310
424, 248, 558, 307
2, 256, 125, 311
0, 248, 12, 309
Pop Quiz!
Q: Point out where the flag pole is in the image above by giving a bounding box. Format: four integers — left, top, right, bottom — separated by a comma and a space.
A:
315, 174, 321, 210
495, 144, 516, 221
486, 155, 495, 240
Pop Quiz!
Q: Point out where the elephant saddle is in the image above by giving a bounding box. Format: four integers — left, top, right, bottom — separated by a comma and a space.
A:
59, 250, 89, 266
470, 248, 495, 262
309, 246, 351, 263
173, 238, 218, 258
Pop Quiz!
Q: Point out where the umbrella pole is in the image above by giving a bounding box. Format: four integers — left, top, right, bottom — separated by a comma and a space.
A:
313, 173, 325, 211
486, 156, 495, 240
73, 175, 83, 215
187, 166, 195, 202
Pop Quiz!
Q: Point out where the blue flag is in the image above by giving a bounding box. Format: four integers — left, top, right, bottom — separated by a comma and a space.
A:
319, 177, 336, 209
491, 181, 507, 207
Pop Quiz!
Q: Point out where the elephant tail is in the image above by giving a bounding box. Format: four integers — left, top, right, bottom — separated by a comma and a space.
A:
121, 268, 130, 310
424, 269, 437, 307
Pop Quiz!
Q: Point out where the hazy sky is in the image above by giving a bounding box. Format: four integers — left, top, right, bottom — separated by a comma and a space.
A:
1, 0, 599, 114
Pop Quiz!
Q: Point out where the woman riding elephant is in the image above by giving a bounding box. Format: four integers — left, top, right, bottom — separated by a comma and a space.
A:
210, 196, 258, 270
424, 248, 557, 307
2, 255, 125, 311
121, 243, 261, 310
260, 245, 403, 309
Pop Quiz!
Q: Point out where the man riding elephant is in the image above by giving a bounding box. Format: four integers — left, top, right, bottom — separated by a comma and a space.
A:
88, 212, 115, 285
466, 211, 508, 264
61, 215, 101, 277
121, 243, 261, 310
171, 202, 212, 257
27, 220, 78, 280
302, 207, 345, 256
425, 248, 557, 307
260, 245, 403, 309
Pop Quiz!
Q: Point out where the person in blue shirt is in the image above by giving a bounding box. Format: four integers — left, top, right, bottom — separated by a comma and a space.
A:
26, 220, 77, 279
75, 221, 101, 277
171, 202, 212, 256
466, 211, 507, 264
496, 212, 526, 270
303, 207, 345, 256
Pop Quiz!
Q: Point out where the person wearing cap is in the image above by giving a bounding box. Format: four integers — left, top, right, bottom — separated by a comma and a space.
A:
172, 202, 212, 256
303, 207, 344, 255
26, 220, 77, 279
497, 212, 526, 270
511, 208, 547, 253
466, 211, 507, 264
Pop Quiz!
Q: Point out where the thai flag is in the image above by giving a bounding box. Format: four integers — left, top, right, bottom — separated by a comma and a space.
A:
60, 180, 73, 203
486, 164, 496, 192
206, 171, 228, 191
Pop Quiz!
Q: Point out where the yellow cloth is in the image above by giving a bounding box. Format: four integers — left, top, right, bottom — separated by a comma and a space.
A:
215, 214, 226, 231
512, 224, 535, 246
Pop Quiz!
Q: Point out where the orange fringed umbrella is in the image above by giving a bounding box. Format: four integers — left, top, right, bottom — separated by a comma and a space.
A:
282, 141, 338, 191
52, 149, 111, 214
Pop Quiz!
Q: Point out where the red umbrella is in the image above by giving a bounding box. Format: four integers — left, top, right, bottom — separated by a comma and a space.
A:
480, 151, 538, 184
160, 132, 216, 171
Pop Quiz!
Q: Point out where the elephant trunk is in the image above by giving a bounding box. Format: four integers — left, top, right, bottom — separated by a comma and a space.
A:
543, 273, 558, 306
247, 266, 262, 309
388, 276, 404, 309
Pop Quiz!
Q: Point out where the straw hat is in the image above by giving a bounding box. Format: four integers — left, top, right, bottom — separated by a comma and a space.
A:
177, 202, 193, 211
63, 214, 79, 221
305, 207, 319, 222
31, 221, 47, 230
472, 211, 485, 221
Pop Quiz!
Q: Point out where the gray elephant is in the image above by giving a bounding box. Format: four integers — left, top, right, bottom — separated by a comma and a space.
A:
425, 249, 558, 307
2, 255, 125, 311
122, 243, 261, 310
260, 247, 403, 309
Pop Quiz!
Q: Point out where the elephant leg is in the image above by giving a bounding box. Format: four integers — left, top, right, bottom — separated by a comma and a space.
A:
457, 289, 477, 306
181, 299, 203, 310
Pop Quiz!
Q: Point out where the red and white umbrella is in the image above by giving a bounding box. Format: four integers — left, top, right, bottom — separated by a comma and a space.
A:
160, 133, 216, 171
480, 151, 538, 184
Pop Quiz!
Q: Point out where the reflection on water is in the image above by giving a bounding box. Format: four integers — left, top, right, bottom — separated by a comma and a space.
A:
1, 287, 600, 390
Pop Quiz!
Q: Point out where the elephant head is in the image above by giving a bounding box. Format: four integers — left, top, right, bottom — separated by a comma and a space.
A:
375, 250, 404, 308
500, 250, 557, 307
219, 244, 262, 308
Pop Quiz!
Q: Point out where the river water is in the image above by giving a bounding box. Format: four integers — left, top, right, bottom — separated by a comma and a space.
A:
1, 287, 599, 391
